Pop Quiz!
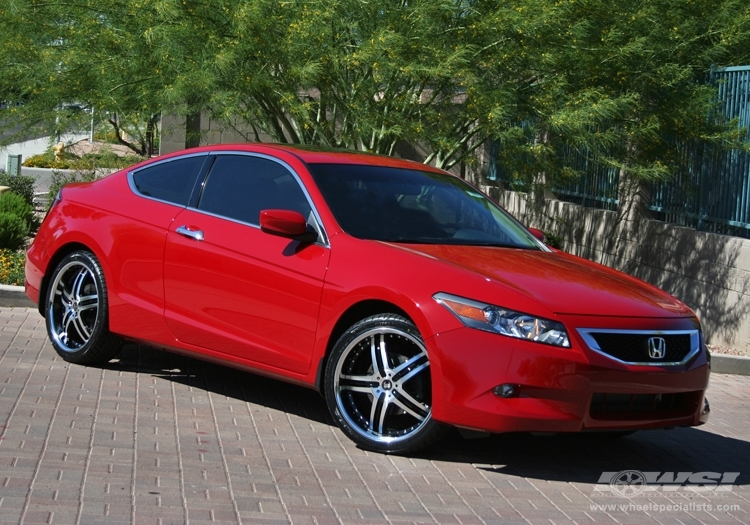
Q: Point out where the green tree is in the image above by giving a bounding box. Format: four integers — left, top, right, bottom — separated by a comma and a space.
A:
207, 0, 484, 169
474, 0, 750, 186
2, 0, 749, 180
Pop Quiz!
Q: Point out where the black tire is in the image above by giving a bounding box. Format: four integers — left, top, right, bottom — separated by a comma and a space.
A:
324, 314, 445, 454
45, 251, 122, 365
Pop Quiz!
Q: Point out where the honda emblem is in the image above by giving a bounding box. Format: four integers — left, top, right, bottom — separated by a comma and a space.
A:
648, 337, 667, 359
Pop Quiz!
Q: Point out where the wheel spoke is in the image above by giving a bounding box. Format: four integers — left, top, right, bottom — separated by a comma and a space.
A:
396, 361, 429, 386
71, 313, 92, 341
77, 295, 99, 312
392, 389, 429, 421
71, 268, 89, 301
368, 392, 388, 434
60, 311, 74, 342
392, 353, 429, 382
369, 392, 395, 436
370, 334, 390, 377
339, 373, 378, 393
56, 280, 72, 302
62, 309, 76, 340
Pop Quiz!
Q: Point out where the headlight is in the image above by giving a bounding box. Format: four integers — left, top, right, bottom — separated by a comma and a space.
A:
434, 292, 570, 347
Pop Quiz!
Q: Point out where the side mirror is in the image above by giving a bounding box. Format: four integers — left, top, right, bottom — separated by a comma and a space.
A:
260, 209, 318, 243
527, 227, 546, 244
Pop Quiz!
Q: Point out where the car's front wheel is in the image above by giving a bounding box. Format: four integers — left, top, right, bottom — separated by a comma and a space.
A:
45, 251, 122, 365
324, 314, 445, 454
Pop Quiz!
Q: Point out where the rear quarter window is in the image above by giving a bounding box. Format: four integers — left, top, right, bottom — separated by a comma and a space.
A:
131, 155, 207, 206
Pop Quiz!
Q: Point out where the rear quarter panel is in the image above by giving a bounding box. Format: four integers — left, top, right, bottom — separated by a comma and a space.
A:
30, 172, 183, 345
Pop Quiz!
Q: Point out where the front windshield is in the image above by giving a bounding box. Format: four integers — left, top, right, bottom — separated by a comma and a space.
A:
308, 163, 540, 249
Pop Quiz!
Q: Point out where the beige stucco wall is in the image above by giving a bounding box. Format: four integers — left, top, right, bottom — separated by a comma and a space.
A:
486, 187, 750, 354
160, 114, 273, 155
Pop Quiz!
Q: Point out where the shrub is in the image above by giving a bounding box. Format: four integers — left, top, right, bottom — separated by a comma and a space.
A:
0, 191, 36, 228
543, 230, 563, 249
0, 212, 30, 251
23, 151, 64, 168
0, 172, 36, 206
24, 149, 143, 170
0, 248, 26, 285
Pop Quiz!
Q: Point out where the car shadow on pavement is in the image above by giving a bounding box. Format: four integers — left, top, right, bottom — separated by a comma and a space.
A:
104, 343, 333, 426
104, 343, 749, 488
423, 426, 750, 487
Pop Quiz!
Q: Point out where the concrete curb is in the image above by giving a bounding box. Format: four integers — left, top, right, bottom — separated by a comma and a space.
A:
0, 284, 35, 308
2, 284, 749, 375
712, 354, 750, 376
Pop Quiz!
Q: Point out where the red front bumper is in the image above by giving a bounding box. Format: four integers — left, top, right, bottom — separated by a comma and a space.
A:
427, 320, 710, 434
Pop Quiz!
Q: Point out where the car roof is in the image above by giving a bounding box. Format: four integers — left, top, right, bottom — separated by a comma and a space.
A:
164, 143, 446, 173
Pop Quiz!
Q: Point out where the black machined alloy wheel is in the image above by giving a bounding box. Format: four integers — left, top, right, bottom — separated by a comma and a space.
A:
45, 251, 122, 365
325, 314, 445, 454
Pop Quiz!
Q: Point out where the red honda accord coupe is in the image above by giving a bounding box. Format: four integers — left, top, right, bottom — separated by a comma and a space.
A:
25, 144, 710, 454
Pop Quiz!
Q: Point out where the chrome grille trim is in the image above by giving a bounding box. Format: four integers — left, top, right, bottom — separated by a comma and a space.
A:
577, 329, 701, 366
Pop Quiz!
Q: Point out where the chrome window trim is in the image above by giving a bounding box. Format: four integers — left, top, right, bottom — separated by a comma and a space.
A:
577, 328, 701, 367
127, 152, 209, 208
192, 151, 329, 248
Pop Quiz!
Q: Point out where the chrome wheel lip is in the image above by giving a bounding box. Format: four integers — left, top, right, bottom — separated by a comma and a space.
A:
47, 260, 100, 353
333, 326, 432, 445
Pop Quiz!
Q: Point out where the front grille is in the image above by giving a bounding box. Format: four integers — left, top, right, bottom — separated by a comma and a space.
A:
577, 329, 700, 365
590, 391, 702, 421
592, 333, 691, 363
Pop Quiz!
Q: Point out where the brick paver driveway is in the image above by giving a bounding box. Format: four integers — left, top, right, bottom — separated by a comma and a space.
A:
1, 307, 748, 524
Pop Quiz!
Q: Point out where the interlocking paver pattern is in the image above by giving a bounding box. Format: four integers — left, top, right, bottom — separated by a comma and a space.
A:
1, 307, 748, 524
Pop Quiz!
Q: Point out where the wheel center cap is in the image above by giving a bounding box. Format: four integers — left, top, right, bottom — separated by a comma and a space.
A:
381, 379, 393, 391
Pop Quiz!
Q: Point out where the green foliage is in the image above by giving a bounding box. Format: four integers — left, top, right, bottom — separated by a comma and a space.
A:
0, 249, 26, 286
214, 0, 481, 167
542, 230, 564, 250
1, 0, 749, 184
478, 0, 750, 187
0, 173, 36, 206
0, 191, 35, 228
47, 170, 98, 209
0, 189, 37, 251
0, 212, 30, 251
24, 150, 143, 170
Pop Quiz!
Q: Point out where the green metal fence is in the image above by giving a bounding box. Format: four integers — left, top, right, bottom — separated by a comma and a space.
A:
488, 139, 621, 211
550, 147, 620, 212
647, 66, 750, 238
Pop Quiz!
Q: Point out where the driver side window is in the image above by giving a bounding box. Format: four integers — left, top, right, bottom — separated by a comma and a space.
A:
198, 155, 311, 225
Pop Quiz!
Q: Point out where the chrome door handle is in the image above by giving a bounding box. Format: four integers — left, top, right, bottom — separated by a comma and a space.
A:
176, 225, 204, 241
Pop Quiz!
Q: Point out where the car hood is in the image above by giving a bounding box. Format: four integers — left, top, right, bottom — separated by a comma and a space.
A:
395, 244, 693, 318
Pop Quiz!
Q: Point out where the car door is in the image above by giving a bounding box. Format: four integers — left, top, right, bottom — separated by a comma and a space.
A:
107, 153, 210, 342
163, 153, 330, 374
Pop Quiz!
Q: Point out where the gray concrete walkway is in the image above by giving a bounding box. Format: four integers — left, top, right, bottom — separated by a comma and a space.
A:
0, 307, 748, 525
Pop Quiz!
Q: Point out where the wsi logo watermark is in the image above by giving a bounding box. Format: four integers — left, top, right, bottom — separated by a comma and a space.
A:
594, 470, 740, 497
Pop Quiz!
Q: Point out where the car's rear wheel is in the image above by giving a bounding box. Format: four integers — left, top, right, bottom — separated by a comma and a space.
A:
45, 251, 122, 364
324, 314, 445, 454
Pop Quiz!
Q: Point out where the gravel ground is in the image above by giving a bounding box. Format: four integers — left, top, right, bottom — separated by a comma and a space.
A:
708, 344, 747, 356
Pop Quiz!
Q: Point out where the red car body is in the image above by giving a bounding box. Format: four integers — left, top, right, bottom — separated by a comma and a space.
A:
26, 144, 710, 453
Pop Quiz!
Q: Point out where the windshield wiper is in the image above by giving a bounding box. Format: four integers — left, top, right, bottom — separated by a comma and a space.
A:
377, 238, 536, 249
456, 241, 527, 248
377, 237, 436, 244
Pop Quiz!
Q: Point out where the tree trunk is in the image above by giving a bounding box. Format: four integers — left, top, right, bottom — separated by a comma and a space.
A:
185, 111, 201, 149
145, 115, 155, 157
